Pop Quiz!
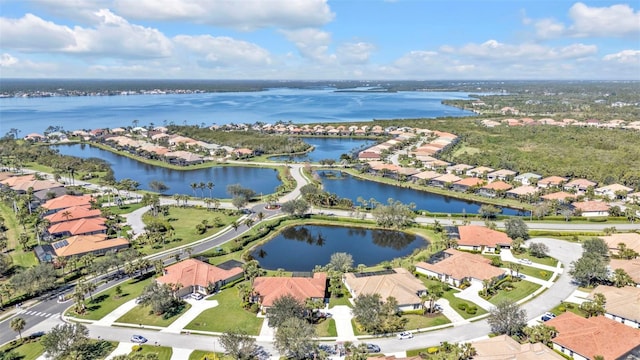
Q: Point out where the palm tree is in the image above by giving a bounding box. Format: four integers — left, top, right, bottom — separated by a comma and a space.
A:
60, 210, 73, 221
198, 182, 206, 198
231, 221, 239, 232
10, 317, 26, 341
190, 183, 197, 197
244, 218, 254, 229
206, 181, 214, 198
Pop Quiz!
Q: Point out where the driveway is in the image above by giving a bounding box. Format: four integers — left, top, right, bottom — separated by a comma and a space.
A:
454, 282, 495, 311
435, 298, 467, 325
330, 305, 356, 341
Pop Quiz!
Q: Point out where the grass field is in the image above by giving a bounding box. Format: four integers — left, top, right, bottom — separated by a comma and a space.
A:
66, 276, 154, 320
507, 263, 554, 281
189, 350, 231, 360
184, 286, 263, 334
514, 252, 559, 267
315, 318, 337, 337
420, 277, 488, 319
0, 202, 38, 269
131, 345, 173, 360
116, 302, 191, 327
488, 280, 541, 305
403, 313, 450, 330
0, 339, 44, 360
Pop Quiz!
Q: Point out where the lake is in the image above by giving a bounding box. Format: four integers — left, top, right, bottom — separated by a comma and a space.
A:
269, 137, 377, 162
317, 170, 524, 215
1, 87, 476, 135
54, 144, 281, 197
250, 225, 429, 271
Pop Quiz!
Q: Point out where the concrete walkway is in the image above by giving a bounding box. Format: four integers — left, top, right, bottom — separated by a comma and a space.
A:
454, 281, 495, 311
94, 299, 139, 326
256, 315, 275, 342
435, 298, 467, 325
564, 289, 591, 305
331, 305, 356, 341
105, 342, 135, 360
171, 347, 193, 360
161, 298, 219, 334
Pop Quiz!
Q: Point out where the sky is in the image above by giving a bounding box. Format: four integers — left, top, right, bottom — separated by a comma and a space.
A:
0, 0, 638, 80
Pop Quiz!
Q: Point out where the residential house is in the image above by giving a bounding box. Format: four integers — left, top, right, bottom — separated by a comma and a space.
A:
514, 172, 542, 186
564, 179, 598, 194
41, 194, 94, 215
430, 174, 461, 188
343, 268, 426, 311
44, 205, 102, 225
537, 176, 568, 189
487, 169, 517, 183
471, 335, 565, 360
358, 152, 381, 161
415, 249, 505, 287
455, 225, 513, 252
540, 191, 577, 203
451, 177, 485, 192
46, 217, 106, 238
609, 259, 640, 285
164, 151, 204, 166
33, 187, 69, 204
595, 183, 634, 200
252, 273, 327, 311
465, 166, 494, 179
445, 164, 473, 175
34, 234, 129, 263
506, 185, 539, 200
156, 258, 243, 298
410, 170, 441, 184
24, 133, 45, 142
600, 233, 640, 256
589, 285, 640, 329
546, 312, 640, 360
478, 181, 513, 198
572, 201, 610, 217
423, 159, 450, 170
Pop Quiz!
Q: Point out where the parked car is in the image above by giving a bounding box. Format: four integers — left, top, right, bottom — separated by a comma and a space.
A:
397, 331, 413, 340
541, 312, 556, 322
190, 293, 204, 300
131, 335, 148, 343
366, 344, 381, 353
518, 258, 533, 265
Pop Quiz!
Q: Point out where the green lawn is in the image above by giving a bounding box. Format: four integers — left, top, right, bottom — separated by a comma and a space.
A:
189, 350, 231, 360
184, 286, 263, 335
513, 252, 558, 267
130, 345, 173, 360
0, 202, 38, 269
116, 302, 191, 327
315, 318, 337, 337
0, 339, 44, 360
66, 276, 154, 320
403, 313, 450, 330
420, 277, 488, 319
506, 263, 554, 281
329, 295, 352, 308
549, 302, 588, 317
104, 203, 147, 215
488, 280, 542, 305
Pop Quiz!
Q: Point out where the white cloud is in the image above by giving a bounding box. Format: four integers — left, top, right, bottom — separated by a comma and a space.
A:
534, 18, 565, 39
603, 49, 640, 64
0, 53, 19, 67
568, 2, 640, 37
174, 35, 272, 66
0, 13, 76, 50
457, 39, 596, 61
112, 0, 334, 30
337, 42, 375, 64
280, 28, 334, 62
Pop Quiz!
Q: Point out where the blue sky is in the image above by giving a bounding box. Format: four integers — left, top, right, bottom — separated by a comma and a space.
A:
0, 0, 638, 79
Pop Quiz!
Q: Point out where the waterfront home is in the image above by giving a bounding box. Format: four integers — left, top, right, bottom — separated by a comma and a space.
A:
24, 133, 45, 142
486, 169, 517, 183
343, 268, 426, 311
358, 151, 381, 161
595, 183, 634, 200
41, 194, 94, 215
471, 335, 565, 360
410, 170, 441, 185
156, 258, 243, 298
537, 176, 568, 189
563, 178, 598, 194
478, 181, 513, 198
539, 191, 576, 203
608, 259, 640, 285
252, 273, 327, 312
451, 177, 484, 192
455, 225, 512, 252
572, 200, 610, 217
46, 217, 106, 238
164, 150, 204, 165
506, 185, 539, 200
589, 285, 640, 329
44, 205, 102, 225
465, 166, 494, 178
429, 174, 461, 188
34, 234, 129, 263
546, 312, 640, 360
415, 249, 505, 287
513, 172, 542, 186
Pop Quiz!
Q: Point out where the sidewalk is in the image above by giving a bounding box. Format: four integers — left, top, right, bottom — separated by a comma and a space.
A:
94, 299, 138, 326
435, 298, 467, 325
454, 282, 495, 311
161, 298, 219, 334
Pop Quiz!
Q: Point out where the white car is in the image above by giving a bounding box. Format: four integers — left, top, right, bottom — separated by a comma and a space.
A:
190, 293, 204, 300
397, 331, 413, 340
518, 258, 533, 265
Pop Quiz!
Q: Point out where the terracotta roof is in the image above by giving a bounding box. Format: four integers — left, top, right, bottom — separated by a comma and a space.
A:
47, 217, 106, 236
573, 201, 610, 212
446, 164, 473, 172
564, 178, 598, 189
457, 225, 513, 247
432, 174, 461, 183
42, 195, 94, 211
468, 166, 494, 175
609, 258, 640, 284
253, 273, 326, 307
472, 335, 565, 360
343, 268, 426, 306
596, 183, 633, 194
411, 170, 441, 180
601, 233, 640, 254
156, 258, 243, 289
590, 285, 640, 323
546, 312, 640, 360
9, 179, 63, 192
45, 206, 101, 224
1, 174, 35, 187
453, 177, 485, 187
52, 234, 129, 257
481, 181, 513, 191
506, 185, 539, 196
488, 169, 517, 178
0, 172, 17, 181
540, 191, 576, 201
538, 176, 568, 186
416, 249, 505, 282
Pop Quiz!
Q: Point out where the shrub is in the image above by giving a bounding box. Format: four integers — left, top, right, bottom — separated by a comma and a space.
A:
132, 345, 142, 352
457, 303, 467, 311
466, 306, 477, 315
427, 347, 439, 354
200, 354, 217, 360
558, 306, 566, 312
494, 248, 501, 254
566, 303, 575, 309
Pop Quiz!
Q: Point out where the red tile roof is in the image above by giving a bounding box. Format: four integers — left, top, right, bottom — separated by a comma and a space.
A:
156, 258, 243, 289
52, 234, 129, 257
481, 181, 513, 191
45, 206, 102, 224
253, 273, 327, 307
42, 195, 94, 211
546, 312, 640, 360
573, 201, 610, 212
454, 177, 485, 187
416, 249, 505, 281
47, 217, 106, 236
457, 225, 513, 247
540, 191, 576, 201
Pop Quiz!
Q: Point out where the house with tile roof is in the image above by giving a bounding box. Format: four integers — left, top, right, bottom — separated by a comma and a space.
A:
564, 179, 598, 194
415, 249, 505, 287
540, 191, 577, 203
46, 217, 106, 238
572, 201, 610, 217
600, 232, 640, 255
609, 259, 640, 285
478, 181, 513, 198
44, 206, 102, 225
471, 334, 565, 360
34, 234, 129, 263
156, 258, 244, 298
595, 183, 634, 200
252, 273, 327, 311
465, 166, 494, 178
429, 174, 461, 188
455, 225, 512, 252
589, 285, 640, 329
41, 194, 94, 214
487, 169, 517, 183
537, 176, 568, 189
446, 163, 473, 175
451, 177, 485, 192
513, 172, 542, 186
546, 312, 640, 360
343, 268, 426, 312
506, 185, 539, 200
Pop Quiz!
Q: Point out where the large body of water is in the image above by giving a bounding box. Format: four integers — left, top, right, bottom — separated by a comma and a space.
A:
54, 144, 281, 197
318, 171, 524, 215
269, 137, 376, 162
250, 225, 428, 271
1, 87, 476, 135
